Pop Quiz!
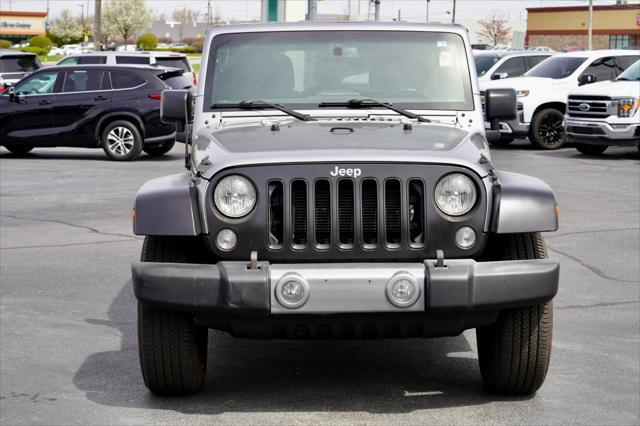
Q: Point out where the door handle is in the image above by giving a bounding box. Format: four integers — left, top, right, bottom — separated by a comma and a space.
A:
38, 99, 52, 105
93, 96, 108, 101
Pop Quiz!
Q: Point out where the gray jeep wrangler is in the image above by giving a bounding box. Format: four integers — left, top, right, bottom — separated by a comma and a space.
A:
132, 23, 559, 396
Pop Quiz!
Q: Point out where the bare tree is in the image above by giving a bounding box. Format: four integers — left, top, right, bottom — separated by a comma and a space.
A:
476, 13, 512, 46
103, 0, 151, 46
49, 9, 83, 44
172, 7, 200, 24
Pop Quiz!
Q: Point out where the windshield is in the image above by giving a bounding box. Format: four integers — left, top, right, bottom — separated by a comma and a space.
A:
525, 56, 586, 79
155, 57, 191, 72
0, 55, 40, 72
617, 60, 640, 81
474, 55, 500, 76
205, 31, 473, 111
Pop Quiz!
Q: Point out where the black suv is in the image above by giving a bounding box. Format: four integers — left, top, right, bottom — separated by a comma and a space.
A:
0, 64, 189, 160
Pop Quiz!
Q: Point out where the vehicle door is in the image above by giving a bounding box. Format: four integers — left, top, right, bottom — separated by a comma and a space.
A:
0, 70, 63, 145
51, 69, 112, 145
614, 55, 640, 77
525, 55, 550, 72
579, 56, 617, 84
109, 70, 148, 110
492, 57, 527, 79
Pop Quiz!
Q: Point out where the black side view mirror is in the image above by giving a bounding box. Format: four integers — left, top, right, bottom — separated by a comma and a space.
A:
484, 88, 516, 142
7, 86, 16, 100
160, 89, 193, 133
491, 72, 508, 80
578, 74, 596, 86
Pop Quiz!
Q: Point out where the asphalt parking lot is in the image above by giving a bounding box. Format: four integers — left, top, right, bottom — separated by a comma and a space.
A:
1, 140, 638, 425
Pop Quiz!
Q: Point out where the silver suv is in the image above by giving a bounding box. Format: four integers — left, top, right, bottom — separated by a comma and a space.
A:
131, 23, 559, 397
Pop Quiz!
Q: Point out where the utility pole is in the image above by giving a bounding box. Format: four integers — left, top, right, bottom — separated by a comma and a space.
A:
94, 0, 102, 50
426, 0, 430, 22
452, 0, 456, 23
308, 0, 317, 21
207, 0, 212, 26
79, 3, 86, 42
373, 0, 381, 21
587, 0, 593, 50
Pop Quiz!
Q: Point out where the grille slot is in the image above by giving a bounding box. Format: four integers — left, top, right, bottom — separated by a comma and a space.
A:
268, 181, 284, 248
385, 179, 402, 247
338, 180, 355, 248
567, 96, 614, 119
315, 180, 331, 248
291, 180, 307, 248
361, 179, 378, 248
408, 179, 425, 247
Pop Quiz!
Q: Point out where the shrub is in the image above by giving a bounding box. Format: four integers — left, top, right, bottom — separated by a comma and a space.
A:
136, 33, 158, 51
155, 46, 198, 54
28, 35, 52, 54
21, 46, 49, 56
191, 41, 203, 53
0, 39, 12, 49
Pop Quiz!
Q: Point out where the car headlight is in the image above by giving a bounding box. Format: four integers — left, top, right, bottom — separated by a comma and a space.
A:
615, 98, 639, 118
434, 174, 477, 216
516, 90, 530, 97
213, 175, 256, 218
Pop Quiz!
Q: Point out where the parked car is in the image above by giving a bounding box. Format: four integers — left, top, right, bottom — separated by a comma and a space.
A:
481, 49, 639, 149
62, 44, 83, 55
49, 46, 65, 56
0, 64, 186, 160
471, 43, 491, 50
131, 22, 560, 397
11, 41, 29, 48
58, 51, 197, 86
565, 59, 640, 155
474, 51, 553, 83
116, 44, 138, 52
526, 46, 555, 53
0, 50, 41, 92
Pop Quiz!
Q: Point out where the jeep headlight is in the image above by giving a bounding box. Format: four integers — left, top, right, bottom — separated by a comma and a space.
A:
434, 174, 477, 216
615, 98, 639, 118
214, 175, 256, 218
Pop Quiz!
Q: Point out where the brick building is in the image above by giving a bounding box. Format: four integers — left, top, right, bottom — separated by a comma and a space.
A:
526, 4, 640, 51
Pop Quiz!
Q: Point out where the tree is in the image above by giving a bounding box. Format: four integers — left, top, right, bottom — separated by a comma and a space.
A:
476, 14, 512, 46
172, 8, 200, 24
137, 33, 158, 50
103, 0, 151, 46
49, 9, 83, 44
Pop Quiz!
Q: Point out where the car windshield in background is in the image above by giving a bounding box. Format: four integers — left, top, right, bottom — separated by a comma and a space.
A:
525, 57, 586, 79
616, 60, 640, 81
0, 55, 40, 72
474, 55, 500, 76
206, 31, 474, 111
155, 57, 190, 72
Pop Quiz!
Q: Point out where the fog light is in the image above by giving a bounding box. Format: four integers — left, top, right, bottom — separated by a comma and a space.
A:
215, 229, 237, 251
455, 226, 476, 249
275, 274, 309, 309
386, 272, 420, 308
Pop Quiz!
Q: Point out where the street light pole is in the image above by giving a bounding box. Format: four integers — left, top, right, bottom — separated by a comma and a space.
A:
587, 0, 593, 50
452, 0, 456, 24
79, 3, 85, 42
374, 0, 381, 21
426, 0, 430, 22
308, 0, 317, 21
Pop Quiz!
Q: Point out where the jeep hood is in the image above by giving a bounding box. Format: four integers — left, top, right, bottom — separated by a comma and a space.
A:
193, 121, 492, 180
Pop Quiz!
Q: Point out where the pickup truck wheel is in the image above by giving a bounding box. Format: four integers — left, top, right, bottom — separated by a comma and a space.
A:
4, 145, 34, 155
576, 144, 607, 155
137, 236, 209, 395
530, 108, 566, 150
489, 136, 515, 147
476, 233, 553, 395
143, 140, 175, 156
101, 120, 143, 161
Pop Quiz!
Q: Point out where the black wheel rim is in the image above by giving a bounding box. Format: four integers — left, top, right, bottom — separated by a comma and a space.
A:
538, 113, 565, 146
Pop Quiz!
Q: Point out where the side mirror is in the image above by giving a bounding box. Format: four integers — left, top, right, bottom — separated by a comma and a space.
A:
7, 86, 17, 101
578, 74, 596, 86
484, 88, 517, 142
491, 72, 509, 80
160, 89, 193, 133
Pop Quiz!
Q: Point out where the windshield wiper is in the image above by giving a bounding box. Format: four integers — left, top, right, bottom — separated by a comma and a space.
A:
318, 98, 431, 122
210, 100, 314, 121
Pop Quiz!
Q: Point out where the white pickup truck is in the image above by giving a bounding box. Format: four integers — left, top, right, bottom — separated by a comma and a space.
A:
565, 59, 640, 155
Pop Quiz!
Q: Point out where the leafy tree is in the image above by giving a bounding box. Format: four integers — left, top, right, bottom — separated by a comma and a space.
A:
49, 9, 83, 44
137, 33, 158, 50
103, 0, 151, 46
172, 8, 200, 23
476, 13, 512, 46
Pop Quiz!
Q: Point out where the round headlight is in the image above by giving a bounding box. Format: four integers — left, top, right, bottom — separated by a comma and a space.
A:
214, 175, 256, 218
434, 174, 477, 216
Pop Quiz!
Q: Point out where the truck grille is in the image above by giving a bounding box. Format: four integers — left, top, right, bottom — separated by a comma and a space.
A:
268, 177, 425, 251
567, 95, 615, 119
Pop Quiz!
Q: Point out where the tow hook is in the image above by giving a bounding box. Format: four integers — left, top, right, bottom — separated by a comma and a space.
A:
249, 250, 259, 269
435, 250, 446, 268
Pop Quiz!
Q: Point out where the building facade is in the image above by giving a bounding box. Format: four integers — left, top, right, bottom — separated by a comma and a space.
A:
526, 4, 640, 50
0, 11, 47, 44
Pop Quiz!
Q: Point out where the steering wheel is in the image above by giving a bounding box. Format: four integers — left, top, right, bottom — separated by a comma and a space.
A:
384, 88, 428, 99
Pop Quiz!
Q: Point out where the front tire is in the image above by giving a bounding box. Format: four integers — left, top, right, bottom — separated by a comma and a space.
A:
476, 233, 553, 394
530, 108, 566, 150
4, 144, 34, 155
576, 144, 607, 155
143, 139, 175, 157
137, 236, 210, 395
101, 120, 143, 161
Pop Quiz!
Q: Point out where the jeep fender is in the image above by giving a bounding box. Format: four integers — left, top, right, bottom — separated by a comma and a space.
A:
133, 173, 202, 236
491, 171, 558, 234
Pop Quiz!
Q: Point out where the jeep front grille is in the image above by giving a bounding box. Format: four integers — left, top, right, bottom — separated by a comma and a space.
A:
267, 177, 425, 251
567, 95, 615, 119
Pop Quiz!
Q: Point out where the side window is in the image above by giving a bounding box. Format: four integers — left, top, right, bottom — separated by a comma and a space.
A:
77, 56, 107, 64
62, 70, 109, 92
494, 57, 526, 78
526, 56, 549, 70
580, 57, 616, 82
110, 71, 145, 89
115, 56, 150, 65
13, 71, 61, 95
616, 56, 640, 75
58, 57, 79, 65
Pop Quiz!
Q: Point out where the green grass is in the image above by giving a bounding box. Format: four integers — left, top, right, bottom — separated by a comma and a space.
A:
187, 53, 201, 58
39, 54, 62, 63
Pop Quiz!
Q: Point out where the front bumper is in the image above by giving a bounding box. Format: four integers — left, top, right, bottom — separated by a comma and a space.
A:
565, 118, 640, 145
132, 259, 559, 316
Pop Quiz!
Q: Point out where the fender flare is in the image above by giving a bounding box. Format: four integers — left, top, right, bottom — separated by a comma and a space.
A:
94, 112, 146, 142
133, 173, 202, 236
490, 171, 558, 234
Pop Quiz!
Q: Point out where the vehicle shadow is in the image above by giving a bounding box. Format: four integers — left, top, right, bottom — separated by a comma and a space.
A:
73, 281, 532, 415
0, 148, 180, 162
